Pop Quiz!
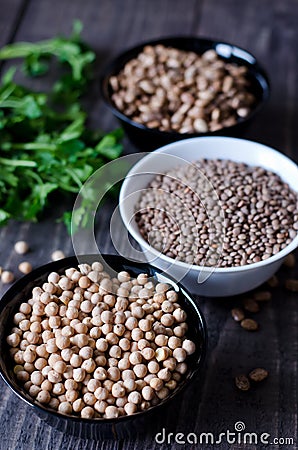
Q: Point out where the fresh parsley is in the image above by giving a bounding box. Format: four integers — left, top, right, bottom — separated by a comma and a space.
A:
0, 21, 123, 232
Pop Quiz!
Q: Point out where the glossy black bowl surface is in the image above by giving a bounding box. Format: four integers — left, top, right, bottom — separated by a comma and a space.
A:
100, 36, 270, 151
0, 254, 207, 439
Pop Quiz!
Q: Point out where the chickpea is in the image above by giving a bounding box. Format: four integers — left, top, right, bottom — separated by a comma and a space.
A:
53, 360, 67, 374
67, 352, 81, 368
44, 302, 59, 317
150, 377, 164, 392
73, 368, 86, 382
166, 290, 178, 302
148, 360, 160, 374
165, 379, 177, 390
52, 383, 65, 396
131, 306, 144, 319
80, 406, 94, 418
112, 382, 126, 398
72, 398, 85, 413
105, 405, 119, 419
16, 370, 30, 383
173, 308, 187, 323
1, 270, 15, 284
118, 358, 130, 371
94, 400, 107, 414
175, 362, 188, 375
81, 358, 96, 373
156, 387, 170, 400
157, 368, 171, 382
64, 379, 78, 391
107, 367, 120, 381
133, 364, 147, 378
131, 328, 144, 341
127, 391, 142, 405
6, 333, 21, 348
65, 391, 78, 406
22, 360, 33, 372
48, 370, 62, 384
18, 261, 32, 274
182, 339, 196, 355
83, 392, 97, 406
155, 347, 170, 362
163, 357, 177, 371
94, 367, 107, 381
137, 274, 148, 285
122, 369, 135, 381
14, 240, 29, 255
14, 350, 24, 365
129, 351, 143, 365
160, 314, 174, 327
56, 335, 70, 350
116, 396, 128, 408
58, 401, 72, 415
123, 378, 136, 392
29, 384, 41, 397
124, 402, 137, 415
142, 385, 155, 401
40, 379, 52, 392
173, 348, 187, 363
96, 338, 108, 352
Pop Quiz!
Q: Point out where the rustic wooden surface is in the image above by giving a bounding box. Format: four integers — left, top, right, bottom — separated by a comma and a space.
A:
0, 0, 298, 449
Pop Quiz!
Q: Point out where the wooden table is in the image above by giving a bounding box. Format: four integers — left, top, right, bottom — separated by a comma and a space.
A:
1, 1, 298, 449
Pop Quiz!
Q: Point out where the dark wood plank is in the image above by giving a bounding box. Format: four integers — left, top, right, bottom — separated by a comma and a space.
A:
197, 0, 298, 159
0, 0, 27, 47
0, 0, 298, 449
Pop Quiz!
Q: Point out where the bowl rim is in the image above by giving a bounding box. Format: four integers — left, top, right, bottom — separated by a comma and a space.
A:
100, 35, 270, 138
119, 136, 298, 274
0, 253, 207, 425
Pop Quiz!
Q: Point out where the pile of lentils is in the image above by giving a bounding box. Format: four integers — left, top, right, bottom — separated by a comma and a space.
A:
109, 45, 256, 134
6, 262, 196, 419
135, 159, 298, 267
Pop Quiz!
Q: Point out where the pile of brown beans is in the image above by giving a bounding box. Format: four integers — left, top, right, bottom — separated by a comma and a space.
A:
6, 262, 196, 419
135, 159, 298, 267
109, 45, 256, 133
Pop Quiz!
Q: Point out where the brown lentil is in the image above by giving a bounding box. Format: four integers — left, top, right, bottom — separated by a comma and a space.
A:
136, 159, 298, 268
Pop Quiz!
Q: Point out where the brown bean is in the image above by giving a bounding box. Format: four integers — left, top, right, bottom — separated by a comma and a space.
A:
231, 308, 245, 322
248, 368, 268, 382
235, 374, 250, 391
242, 298, 260, 313
240, 318, 258, 331
285, 279, 298, 292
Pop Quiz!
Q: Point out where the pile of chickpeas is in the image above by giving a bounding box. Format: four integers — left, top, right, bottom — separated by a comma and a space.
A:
6, 262, 196, 419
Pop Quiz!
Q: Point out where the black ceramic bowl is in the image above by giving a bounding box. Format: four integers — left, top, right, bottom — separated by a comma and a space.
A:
100, 36, 270, 151
0, 254, 207, 439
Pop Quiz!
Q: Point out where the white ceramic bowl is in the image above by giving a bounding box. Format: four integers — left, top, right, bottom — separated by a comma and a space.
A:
119, 137, 298, 296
